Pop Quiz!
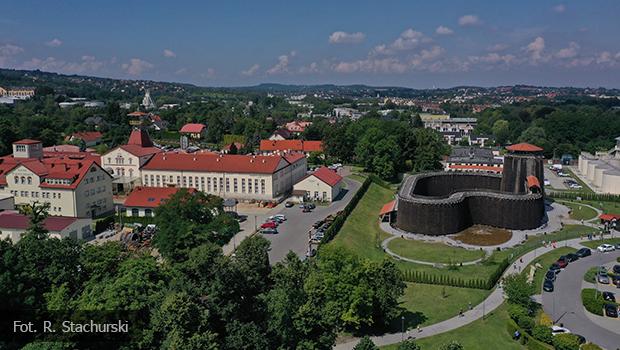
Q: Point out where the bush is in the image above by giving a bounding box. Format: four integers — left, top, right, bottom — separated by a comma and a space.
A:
538, 312, 553, 327
531, 325, 552, 344
508, 304, 534, 333
439, 341, 463, 350
581, 343, 603, 350
396, 339, 420, 350
353, 336, 378, 350
552, 333, 581, 350
581, 288, 605, 316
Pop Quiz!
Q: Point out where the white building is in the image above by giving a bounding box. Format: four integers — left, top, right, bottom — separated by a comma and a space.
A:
0, 210, 92, 242
293, 167, 343, 202
577, 136, 620, 194
0, 139, 113, 218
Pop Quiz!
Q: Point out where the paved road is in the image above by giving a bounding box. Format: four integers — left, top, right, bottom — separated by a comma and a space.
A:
545, 167, 568, 190
264, 177, 361, 263
541, 249, 620, 349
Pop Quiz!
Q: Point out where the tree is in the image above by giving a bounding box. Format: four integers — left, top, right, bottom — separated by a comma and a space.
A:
396, 339, 421, 350
492, 119, 510, 145
354, 336, 378, 350
552, 333, 581, 350
503, 273, 534, 308
18, 201, 51, 239
439, 341, 464, 350
412, 128, 449, 172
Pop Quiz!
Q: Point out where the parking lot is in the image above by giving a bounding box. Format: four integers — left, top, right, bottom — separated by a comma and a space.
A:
544, 167, 568, 190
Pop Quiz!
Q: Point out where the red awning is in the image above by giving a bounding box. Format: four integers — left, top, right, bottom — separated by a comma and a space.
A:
599, 213, 620, 221
527, 175, 541, 188
379, 200, 396, 216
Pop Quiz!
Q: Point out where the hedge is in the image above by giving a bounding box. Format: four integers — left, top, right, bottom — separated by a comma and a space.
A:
581, 289, 605, 316
319, 176, 373, 245
549, 191, 620, 203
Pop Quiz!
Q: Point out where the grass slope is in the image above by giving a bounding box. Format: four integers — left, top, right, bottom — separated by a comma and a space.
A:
387, 238, 486, 264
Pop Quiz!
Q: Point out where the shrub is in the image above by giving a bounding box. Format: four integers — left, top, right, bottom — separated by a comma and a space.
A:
508, 304, 534, 333
538, 312, 553, 327
353, 336, 378, 350
439, 341, 464, 350
581, 288, 605, 316
581, 343, 604, 350
552, 333, 581, 350
396, 339, 420, 350
531, 325, 552, 344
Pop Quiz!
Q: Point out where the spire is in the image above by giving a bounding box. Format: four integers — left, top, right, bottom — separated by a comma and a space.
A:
141, 90, 156, 110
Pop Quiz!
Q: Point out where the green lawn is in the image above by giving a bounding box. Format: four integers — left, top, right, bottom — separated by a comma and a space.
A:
381, 303, 525, 350
560, 201, 598, 221
584, 267, 598, 283
579, 200, 620, 215
397, 283, 489, 328
581, 237, 620, 249
523, 247, 577, 293
387, 238, 486, 264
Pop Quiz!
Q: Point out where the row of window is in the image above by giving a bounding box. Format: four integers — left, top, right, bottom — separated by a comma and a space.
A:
84, 186, 106, 197
10, 190, 62, 199
84, 175, 106, 184
107, 156, 133, 165
143, 174, 267, 194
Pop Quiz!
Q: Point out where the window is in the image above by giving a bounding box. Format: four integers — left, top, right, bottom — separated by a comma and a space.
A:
323, 191, 327, 200
13, 176, 18, 184
233, 178, 238, 193
248, 178, 252, 193
145, 209, 153, 217
225, 178, 230, 192
156, 175, 160, 186
219, 178, 224, 191
200, 177, 205, 191
21, 176, 25, 184
241, 179, 246, 193
27, 177, 32, 185
143, 176, 148, 186
207, 177, 212, 192
182, 176, 187, 187
131, 208, 139, 216
261, 179, 265, 194
188, 176, 193, 187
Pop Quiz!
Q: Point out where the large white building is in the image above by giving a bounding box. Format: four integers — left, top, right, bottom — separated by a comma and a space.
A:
0, 139, 113, 218
140, 151, 307, 202
577, 136, 620, 194
0, 211, 92, 242
293, 167, 343, 202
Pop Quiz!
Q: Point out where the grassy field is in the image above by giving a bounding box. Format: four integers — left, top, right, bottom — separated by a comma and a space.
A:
560, 201, 599, 221
387, 238, 486, 264
581, 237, 620, 249
397, 283, 490, 327
523, 246, 577, 293
579, 200, 620, 215
381, 303, 525, 350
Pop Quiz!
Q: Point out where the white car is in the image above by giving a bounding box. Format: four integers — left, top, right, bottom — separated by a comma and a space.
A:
272, 214, 286, 221
551, 325, 571, 336
597, 244, 616, 253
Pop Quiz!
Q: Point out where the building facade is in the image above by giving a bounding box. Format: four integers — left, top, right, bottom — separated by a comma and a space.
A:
293, 167, 343, 202
0, 211, 93, 242
444, 147, 503, 173
577, 136, 620, 194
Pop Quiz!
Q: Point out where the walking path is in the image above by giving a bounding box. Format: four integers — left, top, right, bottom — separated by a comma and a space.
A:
555, 199, 603, 223
381, 235, 488, 266
334, 236, 595, 349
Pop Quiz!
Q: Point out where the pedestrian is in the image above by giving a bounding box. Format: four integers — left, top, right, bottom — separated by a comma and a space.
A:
468, 302, 472, 310
417, 325, 421, 333
459, 309, 463, 317
519, 257, 523, 264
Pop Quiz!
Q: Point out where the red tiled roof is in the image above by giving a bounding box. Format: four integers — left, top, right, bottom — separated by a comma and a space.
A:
599, 213, 620, 221
283, 152, 306, 164
69, 131, 102, 142
43, 145, 96, 153
127, 111, 148, 117
127, 129, 154, 147
526, 175, 541, 188
506, 143, 543, 152
124, 186, 195, 208
13, 139, 41, 145
222, 142, 244, 151
259, 140, 323, 152
142, 152, 289, 174
379, 200, 396, 216
119, 144, 162, 157
309, 167, 342, 187
180, 123, 206, 133
0, 211, 80, 231
448, 164, 503, 172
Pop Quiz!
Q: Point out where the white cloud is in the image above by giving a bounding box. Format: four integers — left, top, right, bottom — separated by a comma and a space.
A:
204, 68, 216, 78
121, 58, 154, 75
458, 15, 480, 27
45, 38, 63, 47
299, 62, 319, 74
328, 31, 365, 44
373, 28, 429, 55
487, 43, 508, 52
175, 67, 187, 75
163, 49, 176, 58
18, 55, 105, 74
553, 4, 566, 13
0, 44, 24, 57
241, 63, 260, 76
332, 57, 408, 74
266, 51, 296, 75
555, 42, 579, 59
469, 53, 517, 66
525, 36, 547, 63
435, 26, 454, 35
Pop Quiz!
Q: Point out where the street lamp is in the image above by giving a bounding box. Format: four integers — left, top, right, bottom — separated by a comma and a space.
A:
401, 316, 405, 342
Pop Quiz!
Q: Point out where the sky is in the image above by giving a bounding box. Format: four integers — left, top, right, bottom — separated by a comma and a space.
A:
1, 0, 619, 88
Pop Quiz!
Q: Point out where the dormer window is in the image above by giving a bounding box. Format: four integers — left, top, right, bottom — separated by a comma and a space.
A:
27, 177, 32, 185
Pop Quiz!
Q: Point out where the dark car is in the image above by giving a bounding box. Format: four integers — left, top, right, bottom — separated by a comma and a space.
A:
576, 247, 592, 258
543, 280, 554, 292
260, 228, 278, 234
604, 304, 618, 318
602, 291, 616, 302
307, 203, 316, 209
613, 265, 620, 274
285, 201, 294, 208
545, 270, 556, 282
302, 207, 312, 213
549, 263, 562, 273
612, 275, 620, 287
556, 256, 568, 268
573, 334, 586, 344
565, 253, 579, 262
312, 220, 325, 228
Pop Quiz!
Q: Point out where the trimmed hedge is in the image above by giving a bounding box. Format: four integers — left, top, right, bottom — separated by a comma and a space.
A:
549, 191, 620, 203
581, 288, 605, 316
320, 177, 372, 245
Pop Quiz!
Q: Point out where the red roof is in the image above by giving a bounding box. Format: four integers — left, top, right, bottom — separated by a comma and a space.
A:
69, 131, 102, 142
13, 139, 41, 145
180, 123, 206, 133
0, 211, 80, 231
283, 152, 306, 164
260, 140, 323, 152
127, 129, 154, 147
222, 142, 244, 151
309, 167, 342, 187
127, 111, 148, 117
448, 164, 503, 172
119, 144, 162, 157
599, 213, 620, 221
379, 200, 396, 216
124, 186, 195, 208
506, 143, 543, 152
526, 175, 541, 188
43, 145, 96, 153
142, 152, 291, 174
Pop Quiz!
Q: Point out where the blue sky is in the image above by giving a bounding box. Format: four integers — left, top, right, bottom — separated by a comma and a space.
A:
1, 0, 619, 88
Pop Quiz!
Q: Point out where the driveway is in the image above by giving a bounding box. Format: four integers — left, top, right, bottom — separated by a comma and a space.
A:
544, 167, 568, 190
264, 177, 361, 263
541, 249, 620, 349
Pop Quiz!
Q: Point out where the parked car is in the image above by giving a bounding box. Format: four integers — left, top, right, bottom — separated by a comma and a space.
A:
543, 280, 554, 292
604, 304, 618, 318
597, 244, 616, 252
269, 216, 284, 223
556, 256, 568, 268
602, 291, 616, 302
307, 203, 316, 209
551, 325, 570, 335
545, 270, 557, 282
598, 272, 610, 284
312, 220, 325, 228
302, 207, 312, 213
273, 214, 286, 221
613, 265, 620, 274
573, 335, 586, 344
549, 263, 562, 273
260, 228, 278, 234
305, 248, 317, 258
261, 222, 277, 229
576, 248, 592, 257
285, 201, 294, 208
565, 253, 579, 262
